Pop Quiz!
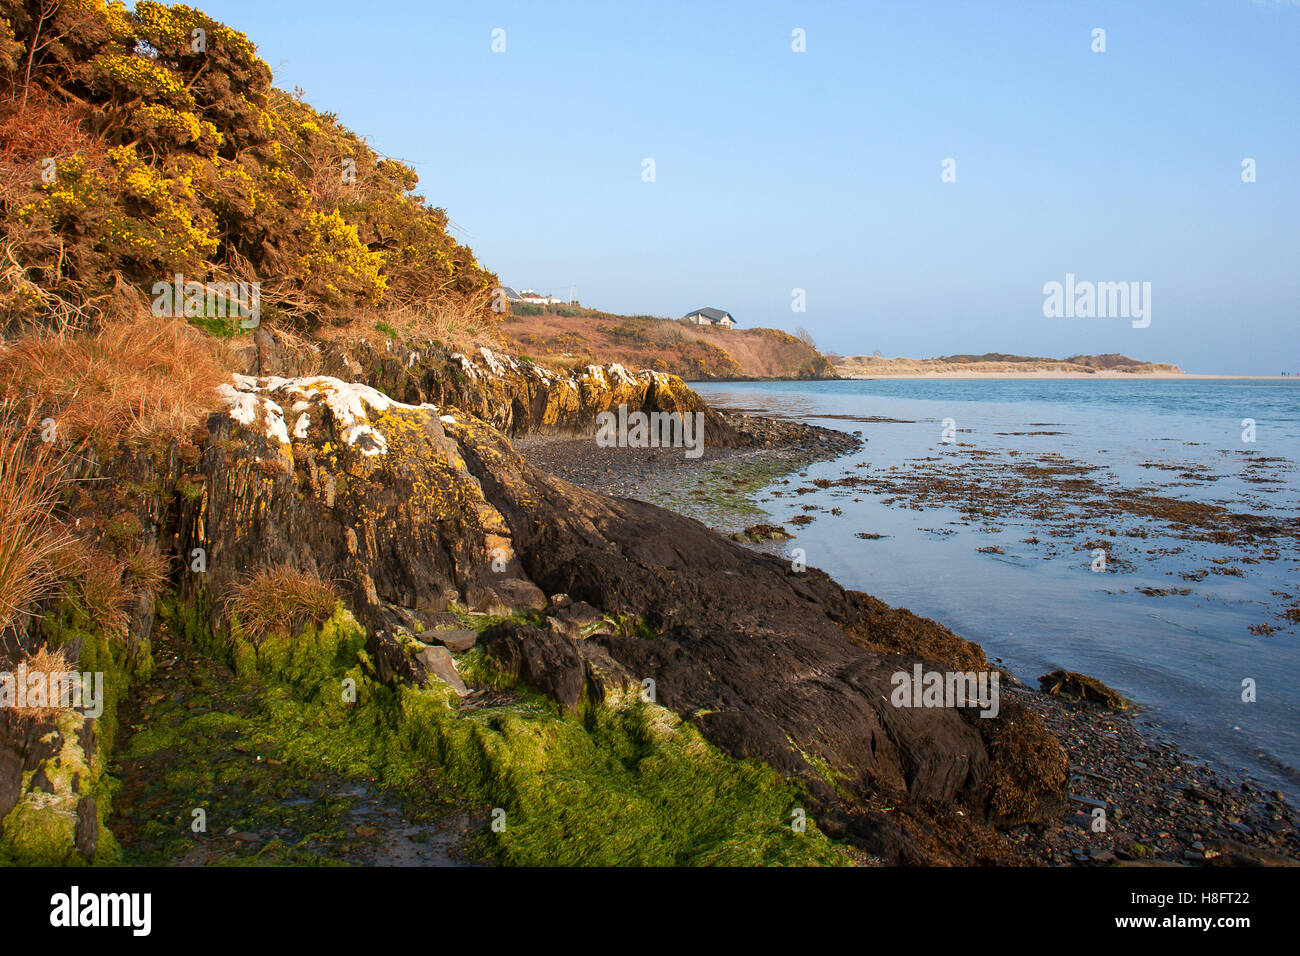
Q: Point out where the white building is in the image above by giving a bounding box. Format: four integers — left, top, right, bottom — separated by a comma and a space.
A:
682, 307, 736, 329
518, 289, 567, 306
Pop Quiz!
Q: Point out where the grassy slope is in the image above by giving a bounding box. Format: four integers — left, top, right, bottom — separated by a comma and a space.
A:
501, 308, 834, 379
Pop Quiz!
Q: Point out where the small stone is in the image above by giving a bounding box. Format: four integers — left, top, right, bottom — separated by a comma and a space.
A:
492, 578, 547, 611
414, 645, 468, 696
430, 629, 478, 654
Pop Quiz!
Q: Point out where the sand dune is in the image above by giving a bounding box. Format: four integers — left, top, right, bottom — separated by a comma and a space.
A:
832, 353, 1194, 378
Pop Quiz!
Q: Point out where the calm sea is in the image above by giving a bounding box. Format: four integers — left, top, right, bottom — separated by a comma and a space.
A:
692, 378, 1300, 800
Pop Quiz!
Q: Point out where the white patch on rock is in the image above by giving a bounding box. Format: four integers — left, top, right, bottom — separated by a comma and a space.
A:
263, 400, 290, 445
637, 370, 673, 388
607, 363, 636, 387
344, 423, 388, 456
216, 375, 437, 456
450, 352, 479, 380
218, 383, 259, 425
478, 346, 515, 377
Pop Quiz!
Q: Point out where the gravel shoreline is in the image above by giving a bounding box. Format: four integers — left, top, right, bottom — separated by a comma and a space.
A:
512, 412, 862, 532
512, 413, 1300, 867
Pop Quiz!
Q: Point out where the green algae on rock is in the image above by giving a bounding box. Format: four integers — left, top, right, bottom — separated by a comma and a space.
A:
110, 602, 848, 866
0, 604, 150, 866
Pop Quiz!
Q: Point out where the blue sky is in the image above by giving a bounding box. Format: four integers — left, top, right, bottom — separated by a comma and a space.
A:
196, 0, 1298, 374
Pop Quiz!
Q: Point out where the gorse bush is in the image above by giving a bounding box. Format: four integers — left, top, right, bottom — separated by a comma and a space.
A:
0, 0, 498, 333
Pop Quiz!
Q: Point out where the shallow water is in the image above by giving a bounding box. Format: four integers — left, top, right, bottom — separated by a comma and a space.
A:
692, 378, 1300, 801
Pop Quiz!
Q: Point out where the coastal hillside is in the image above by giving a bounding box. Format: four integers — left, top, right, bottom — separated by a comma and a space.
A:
833, 352, 1182, 377
0, 0, 497, 340
503, 307, 834, 380
0, 0, 1069, 869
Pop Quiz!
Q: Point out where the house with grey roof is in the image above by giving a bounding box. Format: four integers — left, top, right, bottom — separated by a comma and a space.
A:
518, 289, 566, 305
682, 307, 736, 329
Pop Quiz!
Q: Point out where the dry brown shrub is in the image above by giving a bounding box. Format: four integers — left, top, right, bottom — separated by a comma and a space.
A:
223, 563, 339, 644
0, 404, 75, 632
320, 289, 503, 354
71, 548, 131, 643
0, 80, 105, 209
123, 542, 170, 602
0, 312, 230, 446
5, 645, 74, 723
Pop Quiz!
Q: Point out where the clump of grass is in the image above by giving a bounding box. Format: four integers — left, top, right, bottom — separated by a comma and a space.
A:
177, 476, 205, 502
0, 406, 162, 644
224, 564, 339, 644
6, 645, 74, 724
123, 543, 170, 602
0, 314, 230, 447
0, 407, 75, 632
322, 291, 502, 354
71, 549, 133, 644
104, 511, 143, 547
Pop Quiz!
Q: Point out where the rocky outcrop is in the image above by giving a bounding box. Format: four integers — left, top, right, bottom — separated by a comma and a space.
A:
183, 368, 1067, 863
241, 333, 744, 445
450, 418, 1067, 847
183, 375, 538, 662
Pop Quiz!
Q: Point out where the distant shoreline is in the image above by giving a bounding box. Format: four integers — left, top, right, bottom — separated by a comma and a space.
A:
828, 352, 1296, 381
688, 371, 1299, 383
835, 371, 1297, 381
